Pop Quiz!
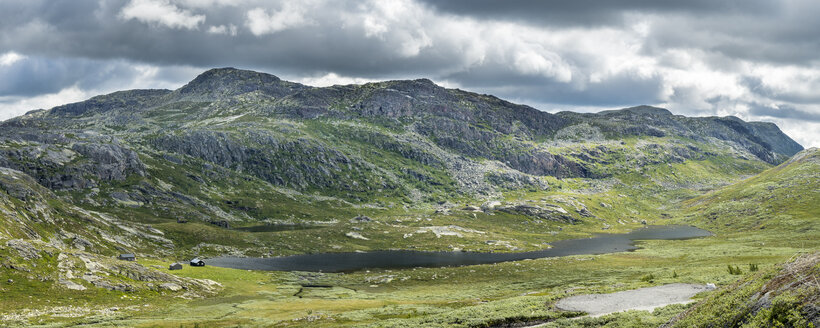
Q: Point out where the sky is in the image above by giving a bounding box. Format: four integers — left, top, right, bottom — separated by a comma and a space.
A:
1, 0, 819, 147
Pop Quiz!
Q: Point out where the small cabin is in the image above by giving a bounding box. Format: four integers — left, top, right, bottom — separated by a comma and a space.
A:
169, 262, 183, 270
118, 253, 136, 261
190, 258, 205, 267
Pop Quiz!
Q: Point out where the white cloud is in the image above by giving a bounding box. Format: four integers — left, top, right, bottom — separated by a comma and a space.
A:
348, 0, 432, 57
176, 0, 243, 8
292, 72, 378, 87
0, 86, 89, 120
0, 52, 25, 67
512, 49, 572, 82
245, 3, 311, 36
119, 0, 206, 30
208, 24, 238, 36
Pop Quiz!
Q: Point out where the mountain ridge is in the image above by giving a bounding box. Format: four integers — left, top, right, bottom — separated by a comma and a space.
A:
0, 68, 803, 202
12, 67, 803, 156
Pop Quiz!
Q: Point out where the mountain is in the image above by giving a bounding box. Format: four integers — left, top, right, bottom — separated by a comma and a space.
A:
2, 67, 801, 193
0, 67, 814, 327
0, 68, 803, 255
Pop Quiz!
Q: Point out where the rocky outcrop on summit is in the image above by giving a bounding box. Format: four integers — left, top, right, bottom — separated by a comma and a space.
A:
47, 89, 171, 117
171, 67, 309, 102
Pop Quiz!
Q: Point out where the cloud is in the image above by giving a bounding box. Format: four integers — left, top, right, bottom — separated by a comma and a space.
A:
0, 86, 90, 120
417, 0, 776, 28
748, 103, 820, 122
293, 72, 378, 87
0, 55, 201, 119
208, 24, 238, 36
119, 0, 206, 30
0, 52, 25, 66
512, 49, 571, 82
245, 3, 311, 36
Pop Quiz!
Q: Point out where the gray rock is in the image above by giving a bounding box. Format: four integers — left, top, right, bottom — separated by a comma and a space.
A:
159, 283, 183, 291
6, 239, 41, 260
350, 215, 373, 223
496, 204, 579, 224
59, 279, 87, 291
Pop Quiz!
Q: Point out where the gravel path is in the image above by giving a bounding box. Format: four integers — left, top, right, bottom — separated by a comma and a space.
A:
555, 283, 713, 317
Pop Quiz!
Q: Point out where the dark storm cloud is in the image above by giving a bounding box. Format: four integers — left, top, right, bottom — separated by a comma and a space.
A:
419, 0, 820, 67
443, 65, 664, 107
0, 55, 197, 97
0, 0, 454, 79
640, 2, 820, 66
748, 103, 820, 122
418, 0, 776, 27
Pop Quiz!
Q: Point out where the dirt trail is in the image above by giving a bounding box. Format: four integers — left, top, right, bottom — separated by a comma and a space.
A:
554, 283, 712, 317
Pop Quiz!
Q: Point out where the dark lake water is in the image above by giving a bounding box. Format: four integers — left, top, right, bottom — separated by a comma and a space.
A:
234, 224, 318, 232
207, 225, 711, 273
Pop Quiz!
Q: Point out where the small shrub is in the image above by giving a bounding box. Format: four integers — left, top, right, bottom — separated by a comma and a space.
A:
749, 263, 759, 272
641, 273, 655, 282
672, 271, 678, 278
727, 265, 743, 275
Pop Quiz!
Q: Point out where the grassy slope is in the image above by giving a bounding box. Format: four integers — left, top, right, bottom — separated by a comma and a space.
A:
115, 150, 815, 327
6, 151, 809, 327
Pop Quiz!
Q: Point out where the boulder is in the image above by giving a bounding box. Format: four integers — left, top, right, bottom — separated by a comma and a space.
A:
496, 204, 579, 224
159, 283, 183, 292
462, 205, 481, 212
481, 201, 502, 211
350, 215, 373, 223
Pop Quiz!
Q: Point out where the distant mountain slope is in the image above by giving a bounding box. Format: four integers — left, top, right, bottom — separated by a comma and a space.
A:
682, 147, 819, 231
558, 105, 802, 163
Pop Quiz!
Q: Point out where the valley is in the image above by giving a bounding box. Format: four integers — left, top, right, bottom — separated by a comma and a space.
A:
0, 68, 817, 327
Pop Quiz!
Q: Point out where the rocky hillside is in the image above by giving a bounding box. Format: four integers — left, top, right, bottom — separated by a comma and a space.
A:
0, 67, 804, 259
2, 68, 801, 196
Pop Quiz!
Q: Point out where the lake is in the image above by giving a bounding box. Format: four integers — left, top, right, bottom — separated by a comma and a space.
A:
233, 224, 318, 232
207, 225, 711, 272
